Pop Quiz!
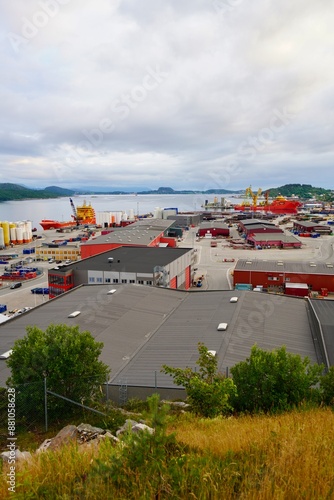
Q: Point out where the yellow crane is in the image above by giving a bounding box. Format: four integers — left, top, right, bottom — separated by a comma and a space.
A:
244, 186, 262, 208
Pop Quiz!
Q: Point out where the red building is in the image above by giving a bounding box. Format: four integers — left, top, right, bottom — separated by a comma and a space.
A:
198, 222, 229, 238
233, 259, 334, 293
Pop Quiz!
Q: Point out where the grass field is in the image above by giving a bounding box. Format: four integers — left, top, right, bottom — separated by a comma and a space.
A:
1, 406, 333, 499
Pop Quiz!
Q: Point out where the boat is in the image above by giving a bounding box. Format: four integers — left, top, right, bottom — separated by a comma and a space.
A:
40, 200, 96, 230
233, 187, 303, 214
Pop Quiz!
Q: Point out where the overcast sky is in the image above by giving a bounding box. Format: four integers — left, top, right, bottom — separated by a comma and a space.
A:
1, 0, 333, 191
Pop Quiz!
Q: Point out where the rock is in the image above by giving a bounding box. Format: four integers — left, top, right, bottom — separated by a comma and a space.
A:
116, 419, 139, 436
131, 423, 154, 435
36, 439, 52, 454
48, 425, 78, 451
1, 449, 32, 462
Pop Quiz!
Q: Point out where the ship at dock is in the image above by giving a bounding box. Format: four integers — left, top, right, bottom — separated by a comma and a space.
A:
39, 199, 96, 230
233, 190, 302, 214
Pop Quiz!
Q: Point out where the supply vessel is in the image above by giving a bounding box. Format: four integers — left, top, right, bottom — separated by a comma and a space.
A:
233, 187, 302, 214
39, 199, 96, 230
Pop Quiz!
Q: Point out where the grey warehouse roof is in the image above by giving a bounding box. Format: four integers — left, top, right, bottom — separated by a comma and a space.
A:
62, 246, 192, 273
81, 218, 175, 247
0, 284, 322, 389
235, 259, 334, 275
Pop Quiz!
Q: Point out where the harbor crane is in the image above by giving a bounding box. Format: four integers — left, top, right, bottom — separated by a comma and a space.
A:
69, 198, 79, 226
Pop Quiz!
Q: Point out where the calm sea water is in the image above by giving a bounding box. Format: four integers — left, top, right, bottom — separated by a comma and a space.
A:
0, 193, 242, 229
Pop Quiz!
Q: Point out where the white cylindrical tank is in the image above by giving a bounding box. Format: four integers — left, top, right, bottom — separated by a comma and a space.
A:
154, 207, 163, 219
122, 212, 128, 221
10, 227, 17, 244
23, 231, 29, 243
0, 227, 4, 248
115, 212, 122, 225
128, 209, 135, 220
162, 209, 177, 220
16, 227, 23, 244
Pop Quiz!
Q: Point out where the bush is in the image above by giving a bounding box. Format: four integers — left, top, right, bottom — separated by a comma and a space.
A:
231, 345, 323, 413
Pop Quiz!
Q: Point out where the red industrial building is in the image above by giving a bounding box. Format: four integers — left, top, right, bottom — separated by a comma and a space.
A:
293, 220, 332, 235
48, 246, 195, 298
233, 259, 334, 294
246, 232, 302, 249
198, 222, 229, 238
80, 219, 177, 259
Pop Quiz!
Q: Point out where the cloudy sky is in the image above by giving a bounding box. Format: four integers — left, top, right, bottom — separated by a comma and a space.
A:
1, 0, 333, 191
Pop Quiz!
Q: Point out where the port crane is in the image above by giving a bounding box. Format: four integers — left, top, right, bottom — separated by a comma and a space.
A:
244, 186, 262, 208
69, 198, 79, 226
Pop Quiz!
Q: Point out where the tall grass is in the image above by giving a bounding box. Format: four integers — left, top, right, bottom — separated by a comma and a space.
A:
0, 407, 333, 499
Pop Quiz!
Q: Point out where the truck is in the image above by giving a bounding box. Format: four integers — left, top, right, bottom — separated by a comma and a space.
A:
210, 240, 217, 247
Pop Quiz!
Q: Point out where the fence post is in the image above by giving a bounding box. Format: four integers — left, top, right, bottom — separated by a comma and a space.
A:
106, 376, 109, 402
44, 377, 48, 432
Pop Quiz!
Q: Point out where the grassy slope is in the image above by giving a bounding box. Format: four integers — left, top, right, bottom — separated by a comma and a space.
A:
1, 407, 333, 499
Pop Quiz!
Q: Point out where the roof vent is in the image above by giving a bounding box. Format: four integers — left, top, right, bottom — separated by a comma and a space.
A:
309, 263, 316, 267
326, 263, 333, 268
68, 311, 81, 318
208, 350, 217, 357
277, 262, 283, 266
108, 257, 114, 263
107, 289, 116, 294
246, 261, 252, 264
230, 297, 238, 303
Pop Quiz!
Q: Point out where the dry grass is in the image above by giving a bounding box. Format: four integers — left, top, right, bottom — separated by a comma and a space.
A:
171, 407, 334, 499
0, 407, 333, 499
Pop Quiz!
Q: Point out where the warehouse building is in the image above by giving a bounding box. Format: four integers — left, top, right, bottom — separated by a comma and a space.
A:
1, 285, 331, 400
234, 259, 334, 294
80, 219, 177, 259
293, 220, 332, 235
198, 221, 229, 238
246, 232, 302, 249
48, 246, 195, 297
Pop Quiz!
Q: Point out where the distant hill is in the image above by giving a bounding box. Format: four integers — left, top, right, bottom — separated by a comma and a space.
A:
137, 186, 243, 195
263, 184, 332, 200
0, 183, 75, 202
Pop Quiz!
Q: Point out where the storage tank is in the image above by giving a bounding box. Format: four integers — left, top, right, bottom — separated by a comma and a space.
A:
115, 212, 122, 225
10, 226, 17, 244
162, 209, 177, 220
122, 212, 128, 221
23, 231, 30, 243
15, 227, 23, 244
128, 209, 135, 220
0, 227, 4, 248
1, 222, 10, 246
154, 207, 163, 219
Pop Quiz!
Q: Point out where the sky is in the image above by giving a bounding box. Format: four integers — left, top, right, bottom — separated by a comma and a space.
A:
1, 0, 333, 192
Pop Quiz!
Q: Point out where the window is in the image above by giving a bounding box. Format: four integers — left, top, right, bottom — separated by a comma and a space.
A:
113, 278, 119, 283
121, 279, 127, 284
146, 280, 152, 285
138, 280, 144, 284
89, 277, 95, 283
129, 280, 135, 283
97, 277, 103, 283
105, 278, 111, 283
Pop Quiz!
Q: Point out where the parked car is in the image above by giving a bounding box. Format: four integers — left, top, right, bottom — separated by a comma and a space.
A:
10, 282, 22, 289
31, 287, 49, 294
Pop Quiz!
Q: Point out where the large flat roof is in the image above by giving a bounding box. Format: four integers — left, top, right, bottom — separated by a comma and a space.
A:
235, 259, 334, 275
0, 285, 323, 389
82, 219, 174, 246
56, 246, 192, 273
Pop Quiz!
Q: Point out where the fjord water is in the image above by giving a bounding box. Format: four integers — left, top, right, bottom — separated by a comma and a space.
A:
0, 193, 239, 228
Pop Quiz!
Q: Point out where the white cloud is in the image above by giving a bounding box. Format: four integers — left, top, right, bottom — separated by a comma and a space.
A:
0, 0, 333, 191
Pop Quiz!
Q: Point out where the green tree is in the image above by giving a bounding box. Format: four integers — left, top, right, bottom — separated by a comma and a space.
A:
320, 366, 334, 406
230, 345, 323, 413
162, 342, 237, 417
6, 324, 109, 417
